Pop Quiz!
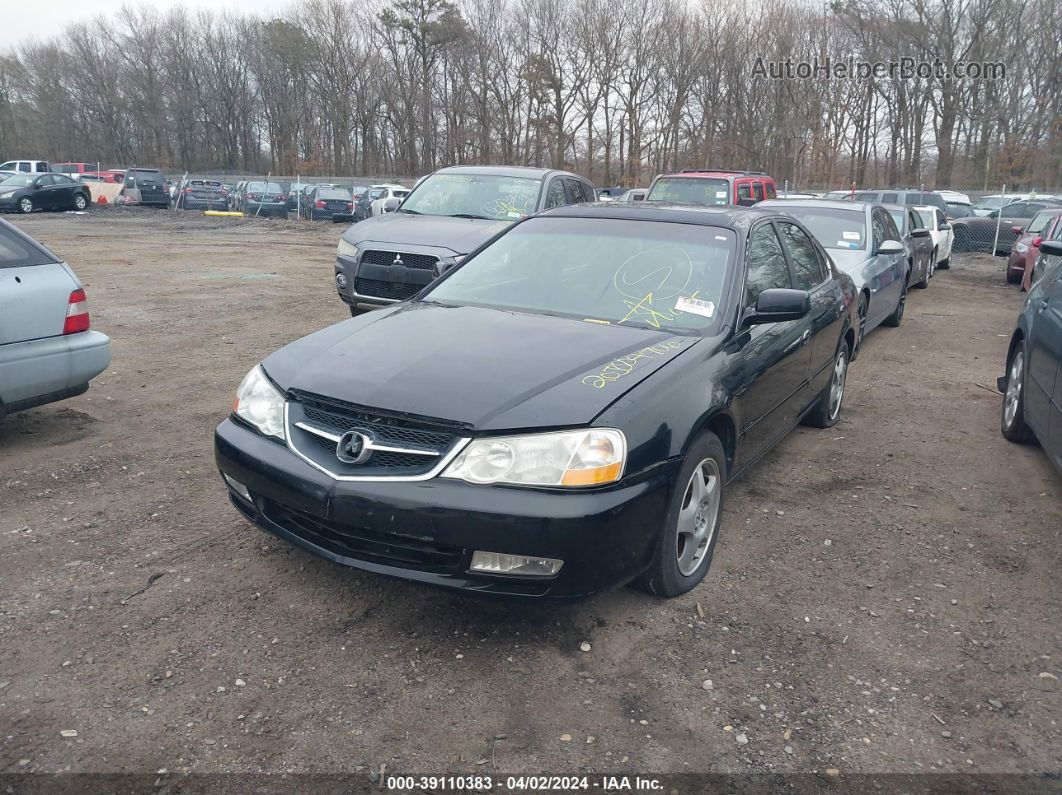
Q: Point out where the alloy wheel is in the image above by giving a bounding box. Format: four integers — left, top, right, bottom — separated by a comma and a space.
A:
19, 197, 32, 213
829, 348, 848, 421
1004, 351, 1023, 429
676, 458, 721, 577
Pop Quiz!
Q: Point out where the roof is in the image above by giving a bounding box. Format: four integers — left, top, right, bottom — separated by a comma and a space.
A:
435, 165, 570, 180
659, 170, 768, 179
759, 198, 872, 213
537, 201, 782, 229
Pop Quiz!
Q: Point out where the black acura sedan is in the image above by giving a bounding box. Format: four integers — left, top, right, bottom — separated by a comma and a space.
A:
215, 204, 859, 598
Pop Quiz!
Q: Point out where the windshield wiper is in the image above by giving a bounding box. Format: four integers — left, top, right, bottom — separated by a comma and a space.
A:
450, 213, 490, 220
399, 208, 421, 215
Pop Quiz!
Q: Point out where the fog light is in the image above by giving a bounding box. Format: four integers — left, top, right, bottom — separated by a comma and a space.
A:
470, 550, 563, 577
335, 273, 348, 288
222, 473, 252, 502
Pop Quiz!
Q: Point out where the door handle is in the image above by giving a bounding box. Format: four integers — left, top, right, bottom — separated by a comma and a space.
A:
1036, 299, 1048, 313
800, 328, 811, 345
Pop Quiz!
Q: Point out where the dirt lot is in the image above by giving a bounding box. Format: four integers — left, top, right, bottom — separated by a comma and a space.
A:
1, 209, 1059, 783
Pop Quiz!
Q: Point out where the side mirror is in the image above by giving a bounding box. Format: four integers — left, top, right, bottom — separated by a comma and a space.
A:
911, 228, 930, 238
987, 210, 999, 219
877, 239, 904, 255
1011, 225, 1023, 235
745, 288, 811, 325
939, 223, 951, 231
383, 197, 401, 213
1039, 241, 1062, 257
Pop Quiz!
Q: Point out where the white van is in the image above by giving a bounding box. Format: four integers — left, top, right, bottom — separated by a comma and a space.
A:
0, 159, 51, 174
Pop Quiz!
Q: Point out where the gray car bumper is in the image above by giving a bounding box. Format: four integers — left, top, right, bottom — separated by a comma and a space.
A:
0, 330, 111, 409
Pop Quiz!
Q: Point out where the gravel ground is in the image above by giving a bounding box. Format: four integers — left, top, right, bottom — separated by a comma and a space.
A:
0, 210, 1059, 784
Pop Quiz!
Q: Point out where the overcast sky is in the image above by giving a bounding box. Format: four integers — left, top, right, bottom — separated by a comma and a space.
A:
6, 0, 292, 43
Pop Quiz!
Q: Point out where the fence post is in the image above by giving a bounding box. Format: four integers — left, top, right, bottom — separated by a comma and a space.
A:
296, 173, 300, 220
992, 183, 1005, 257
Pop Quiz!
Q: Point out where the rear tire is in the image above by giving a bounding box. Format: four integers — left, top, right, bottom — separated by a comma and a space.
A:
803, 340, 850, 429
882, 276, 908, 327
1001, 346, 1035, 443
634, 431, 727, 598
1006, 269, 1022, 285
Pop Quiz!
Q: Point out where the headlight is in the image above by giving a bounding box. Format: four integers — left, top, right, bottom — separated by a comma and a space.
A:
337, 238, 359, 259
442, 429, 626, 487
0, 191, 13, 198
233, 366, 286, 440
1015, 242, 1028, 253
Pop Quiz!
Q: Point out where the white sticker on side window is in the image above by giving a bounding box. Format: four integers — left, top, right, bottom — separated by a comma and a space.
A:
715, 191, 727, 199
843, 231, 861, 240
675, 296, 716, 318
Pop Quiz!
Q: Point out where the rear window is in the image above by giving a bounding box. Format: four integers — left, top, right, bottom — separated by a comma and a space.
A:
648, 177, 730, 206
0, 221, 60, 267
318, 189, 350, 200
776, 207, 867, 251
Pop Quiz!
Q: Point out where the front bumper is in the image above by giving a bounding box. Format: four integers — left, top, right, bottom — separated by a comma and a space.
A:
215, 418, 675, 598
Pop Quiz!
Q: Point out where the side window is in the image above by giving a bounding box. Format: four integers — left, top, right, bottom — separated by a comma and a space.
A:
751, 182, 763, 201
881, 192, 898, 204
582, 182, 596, 203
35, 175, 54, 186
1006, 202, 1036, 219
737, 182, 752, 202
561, 178, 582, 204
36, 162, 48, 172
0, 161, 13, 170
745, 223, 791, 307
936, 209, 946, 228
545, 179, 567, 209
18, 162, 31, 172
908, 210, 923, 230
871, 210, 892, 250
764, 182, 777, 200
779, 222, 828, 289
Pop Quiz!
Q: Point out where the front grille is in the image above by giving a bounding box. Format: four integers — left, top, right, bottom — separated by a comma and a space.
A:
360, 250, 438, 271
354, 278, 421, 301
288, 393, 465, 477
263, 500, 465, 573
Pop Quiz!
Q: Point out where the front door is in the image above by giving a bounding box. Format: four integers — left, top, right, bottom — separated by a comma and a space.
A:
732, 221, 812, 471
1027, 263, 1062, 448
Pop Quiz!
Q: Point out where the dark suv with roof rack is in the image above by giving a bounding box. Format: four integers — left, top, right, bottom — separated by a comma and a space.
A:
646, 169, 778, 207
334, 165, 596, 314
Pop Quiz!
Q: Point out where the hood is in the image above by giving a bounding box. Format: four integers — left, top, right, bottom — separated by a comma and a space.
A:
262, 302, 700, 431
341, 212, 514, 257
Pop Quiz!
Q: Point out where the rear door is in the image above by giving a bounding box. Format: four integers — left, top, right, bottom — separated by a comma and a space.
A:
0, 221, 77, 347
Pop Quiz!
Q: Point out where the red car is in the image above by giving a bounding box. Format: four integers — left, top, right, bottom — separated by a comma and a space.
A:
646, 169, 778, 206
1007, 208, 1062, 289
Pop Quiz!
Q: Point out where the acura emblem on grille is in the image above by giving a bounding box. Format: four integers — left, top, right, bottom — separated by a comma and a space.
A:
336, 429, 374, 464
392, 254, 404, 266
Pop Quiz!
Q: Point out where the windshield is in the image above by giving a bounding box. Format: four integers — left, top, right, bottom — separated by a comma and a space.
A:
777, 207, 867, 251
1, 175, 34, 187
947, 203, 972, 218
647, 177, 729, 206
973, 196, 1005, 211
1027, 211, 1057, 234
425, 217, 735, 333
400, 173, 541, 221
917, 209, 935, 227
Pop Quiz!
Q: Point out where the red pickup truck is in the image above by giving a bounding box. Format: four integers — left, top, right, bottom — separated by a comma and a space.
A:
52, 163, 125, 184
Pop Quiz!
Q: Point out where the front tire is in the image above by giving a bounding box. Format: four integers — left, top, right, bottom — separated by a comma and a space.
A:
634, 432, 727, 598
803, 340, 850, 429
883, 277, 908, 327
17, 196, 33, 214
1006, 269, 1022, 285
915, 256, 931, 288
938, 255, 950, 270
1001, 346, 1035, 443
73, 192, 88, 211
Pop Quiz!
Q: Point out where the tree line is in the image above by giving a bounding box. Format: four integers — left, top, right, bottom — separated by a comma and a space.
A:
0, 0, 1058, 191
